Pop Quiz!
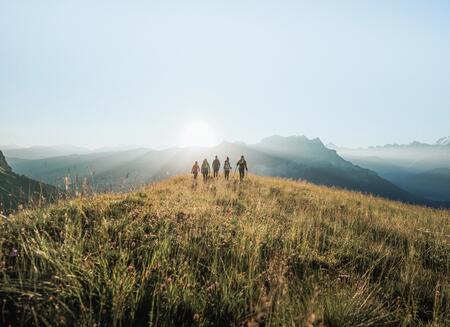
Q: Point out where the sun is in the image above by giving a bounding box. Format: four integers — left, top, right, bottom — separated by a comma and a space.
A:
180, 121, 218, 148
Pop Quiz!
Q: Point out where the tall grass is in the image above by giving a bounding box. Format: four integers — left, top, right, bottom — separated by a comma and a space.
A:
1, 175, 449, 326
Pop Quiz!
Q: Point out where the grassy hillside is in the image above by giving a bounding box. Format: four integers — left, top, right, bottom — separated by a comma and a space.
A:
0, 175, 449, 326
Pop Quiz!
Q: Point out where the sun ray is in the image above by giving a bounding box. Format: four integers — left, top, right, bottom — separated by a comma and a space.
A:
180, 121, 217, 148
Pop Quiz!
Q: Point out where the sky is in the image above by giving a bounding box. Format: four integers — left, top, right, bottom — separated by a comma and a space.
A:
1, 0, 450, 149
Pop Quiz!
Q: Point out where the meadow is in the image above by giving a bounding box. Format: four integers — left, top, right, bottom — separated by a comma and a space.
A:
1, 174, 449, 326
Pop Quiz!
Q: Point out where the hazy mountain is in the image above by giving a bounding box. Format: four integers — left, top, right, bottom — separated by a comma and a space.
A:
0, 144, 22, 150
3, 144, 153, 160
436, 136, 450, 146
0, 151, 59, 214
93, 145, 149, 153
4, 145, 91, 160
335, 137, 450, 171
253, 136, 425, 204
325, 142, 338, 150
391, 168, 450, 203
257, 135, 350, 165
333, 137, 450, 203
6, 136, 430, 206
7, 148, 151, 191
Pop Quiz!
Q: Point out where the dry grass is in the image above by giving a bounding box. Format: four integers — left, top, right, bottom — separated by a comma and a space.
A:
1, 174, 449, 326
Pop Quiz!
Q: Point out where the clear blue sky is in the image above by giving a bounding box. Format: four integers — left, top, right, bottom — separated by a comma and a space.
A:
1, 0, 449, 149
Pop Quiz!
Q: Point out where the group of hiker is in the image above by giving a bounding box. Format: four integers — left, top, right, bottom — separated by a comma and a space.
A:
191, 155, 248, 182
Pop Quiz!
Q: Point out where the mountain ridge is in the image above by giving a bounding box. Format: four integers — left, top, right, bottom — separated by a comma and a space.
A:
6, 136, 430, 207
333, 137, 450, 204
436, 136, 450, 146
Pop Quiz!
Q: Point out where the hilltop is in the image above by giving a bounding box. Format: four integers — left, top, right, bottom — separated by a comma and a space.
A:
1, 174, 448, 326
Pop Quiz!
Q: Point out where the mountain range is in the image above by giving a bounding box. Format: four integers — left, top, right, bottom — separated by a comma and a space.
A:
435, 136, 450, 146
4, 136, 442, 208
332, 137, 450, 203
1, 144, 149, 160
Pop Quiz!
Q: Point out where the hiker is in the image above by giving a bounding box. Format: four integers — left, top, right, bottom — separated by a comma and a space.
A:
191, 161, 200, 179
201, 159, 210, 182
223, 157, 232, 180
212, 155, 221, 178
236, 155, 248, 181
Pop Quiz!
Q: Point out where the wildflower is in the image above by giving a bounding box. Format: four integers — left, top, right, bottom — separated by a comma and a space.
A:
304, 312, 321, 327
143, 270, 152, 279
206, 281, 219, 293
58, 315, 66, 325
151, 262, 161, 271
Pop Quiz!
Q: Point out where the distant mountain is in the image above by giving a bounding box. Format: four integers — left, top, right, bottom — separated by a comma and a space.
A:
7, 136, 428, 206
0, 151, 59, 214
253, 136, 424, 204
382, 168, 450, 203
7, 148, 151, 191
336, 138, 450, 171
334, 137, 450, 205
4, 145, 91, 160
93, 145, 149, 153
256, 135, 334, 162
3, 144, 152, 160
436, 136, 450, 146
0, 144, 22, 150
325, 142, 338, 150
365, 137, 450, 150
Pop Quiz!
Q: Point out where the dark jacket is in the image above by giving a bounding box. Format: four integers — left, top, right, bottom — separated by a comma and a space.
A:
237, 158, 248, 171
212, 159, 220, 170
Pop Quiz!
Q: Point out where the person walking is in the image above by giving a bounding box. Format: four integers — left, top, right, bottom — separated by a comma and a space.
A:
223, 157, 232, 180
201, 158, 210, 182
212, 155, 221, 178
236, 155, 248, 181
191, 161, 200, 180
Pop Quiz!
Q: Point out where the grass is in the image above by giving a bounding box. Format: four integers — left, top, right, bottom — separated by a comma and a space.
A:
0, 166, 59, 215
0, 174, 449, 326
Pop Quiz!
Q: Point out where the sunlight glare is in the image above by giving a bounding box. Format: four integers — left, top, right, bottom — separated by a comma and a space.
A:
180, 121, 218, 148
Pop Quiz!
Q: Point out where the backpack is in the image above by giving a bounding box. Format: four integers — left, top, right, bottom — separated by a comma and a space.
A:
202, 162, 210, 171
